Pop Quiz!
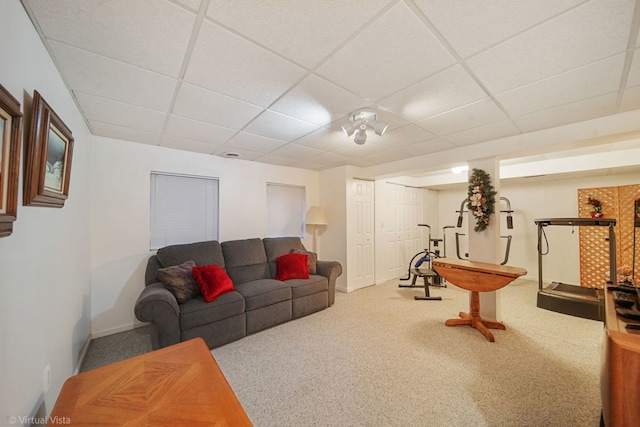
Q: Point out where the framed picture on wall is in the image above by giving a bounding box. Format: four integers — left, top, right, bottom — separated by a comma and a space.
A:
24, 90, 74, 208
0, 84, 23, 237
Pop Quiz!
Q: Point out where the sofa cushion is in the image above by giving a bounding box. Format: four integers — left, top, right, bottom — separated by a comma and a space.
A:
276, 253, 309, 280
222, 238, 271, 284
235, 279, 292, 311
290, 248, 318, 274
157, 240, 225, 268
263, 237, 306, 277
286, 275, 328, 299
192, 264, 236, 303
179, 291, 245, 330
155, 260, 200, 303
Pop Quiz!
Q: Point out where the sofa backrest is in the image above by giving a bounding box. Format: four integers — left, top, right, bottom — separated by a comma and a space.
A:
263, 237, 305, 277
145, 240, 225, 286
222, 238, 271, 285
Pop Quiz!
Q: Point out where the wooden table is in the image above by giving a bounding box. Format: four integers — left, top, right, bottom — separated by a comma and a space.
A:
48, 338, 252, 426
432, 258, 527, 342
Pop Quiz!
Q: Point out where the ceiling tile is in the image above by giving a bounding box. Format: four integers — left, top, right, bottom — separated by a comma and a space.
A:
621, 85, 640, 112
496, 54, 625, 116
22, 0, 640, 176
252, 152, 297, 166
89, 121, 161, 146
270, 75, 368, 125
287, 159, 332, 171
26, 0, 195, 77
512, 92, 618, 132
206, 0, 392, 68
217, 149, 266, 162
266, 143, 325, 160
379, 65, 487, 121
362, 149, 411, 165
466, 0, 635, 94
381, 124, 436, 148
172, 83, 264, 129
184, 20, 306, 107
445, 120, 521, 146
293, 127, 354, 151
311, 151, 353, 167
243, 110, 319, 142
164, 115, 236, 144
316, 2, 456, 101
626, 47, 640, 88
397, 138, 457, 156
160, 135, 219, 154
49, 41, 176, 111
223, 132, 288, 153
418, 98, 508, 136
175, 0, 201, 12
415, 0, 587, 58
74, 91, 166, 133
332, 139, 389, 157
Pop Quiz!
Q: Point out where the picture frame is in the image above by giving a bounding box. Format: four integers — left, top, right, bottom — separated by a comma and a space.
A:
24, 90, 74, 208
0, 83, 23, 237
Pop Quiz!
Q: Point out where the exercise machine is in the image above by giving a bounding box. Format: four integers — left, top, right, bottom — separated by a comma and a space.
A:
452, 196, 515, 265
534, 217, 616, 321
398, 224, 445, 301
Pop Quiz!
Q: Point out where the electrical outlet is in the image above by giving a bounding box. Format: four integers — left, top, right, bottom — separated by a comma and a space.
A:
43, 365, 51, 393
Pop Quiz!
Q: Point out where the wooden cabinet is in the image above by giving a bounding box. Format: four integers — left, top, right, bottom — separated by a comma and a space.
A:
601, 289, 640, 426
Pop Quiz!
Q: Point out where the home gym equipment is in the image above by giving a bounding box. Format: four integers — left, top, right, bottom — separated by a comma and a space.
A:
534, 217, 617, 321
452, 196, 515, 265
398, 224, 445, 301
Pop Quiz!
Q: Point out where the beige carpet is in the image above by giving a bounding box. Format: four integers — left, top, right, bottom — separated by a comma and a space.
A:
211, 279, 603, 427
82, 278, 603, 426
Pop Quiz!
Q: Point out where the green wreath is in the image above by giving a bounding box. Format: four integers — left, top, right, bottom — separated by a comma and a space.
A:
467, 168, 497, 232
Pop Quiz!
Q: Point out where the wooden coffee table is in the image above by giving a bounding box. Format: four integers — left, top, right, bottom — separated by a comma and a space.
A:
48, 338, 252, 426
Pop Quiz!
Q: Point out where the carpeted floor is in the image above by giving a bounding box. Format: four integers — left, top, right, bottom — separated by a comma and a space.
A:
82, 279, 604, 426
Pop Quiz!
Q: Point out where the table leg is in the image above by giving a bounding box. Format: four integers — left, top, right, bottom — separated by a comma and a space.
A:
445, 291, 505, 342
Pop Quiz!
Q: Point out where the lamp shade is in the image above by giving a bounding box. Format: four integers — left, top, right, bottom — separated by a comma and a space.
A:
354, 128, 367, 145
306, 206, 328, 225
367, 120, 388, 136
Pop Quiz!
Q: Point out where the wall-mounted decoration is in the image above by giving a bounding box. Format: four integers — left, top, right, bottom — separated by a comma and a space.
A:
467, 168, 497, 232
0, 84, 23, 237
24, 90, 74, 208
587, 196, 603, 218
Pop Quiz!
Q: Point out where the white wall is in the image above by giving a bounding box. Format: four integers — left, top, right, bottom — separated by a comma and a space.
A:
90, 137, 320, 337
436, 172, 640, 285
319, 166, 348, 291
0, 2, 93, 424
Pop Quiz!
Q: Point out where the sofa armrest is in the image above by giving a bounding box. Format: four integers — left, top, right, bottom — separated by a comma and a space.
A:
316, 260, 343, 306
134, 283, 181, 349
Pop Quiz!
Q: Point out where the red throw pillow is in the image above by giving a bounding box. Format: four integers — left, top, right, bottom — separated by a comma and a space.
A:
191, 265, 235, 303
276, 253, 309, 280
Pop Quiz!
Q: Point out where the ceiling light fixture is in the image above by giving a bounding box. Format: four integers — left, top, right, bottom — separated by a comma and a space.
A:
341, 109, 388, 145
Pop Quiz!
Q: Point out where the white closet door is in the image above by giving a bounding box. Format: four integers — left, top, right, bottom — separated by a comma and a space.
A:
352, 179, 375, 290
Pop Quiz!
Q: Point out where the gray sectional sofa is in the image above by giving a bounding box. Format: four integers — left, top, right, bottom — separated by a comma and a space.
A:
134, 236, 342, 349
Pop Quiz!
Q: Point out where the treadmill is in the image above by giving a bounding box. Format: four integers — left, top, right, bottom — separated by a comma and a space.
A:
534, 217, 617, 321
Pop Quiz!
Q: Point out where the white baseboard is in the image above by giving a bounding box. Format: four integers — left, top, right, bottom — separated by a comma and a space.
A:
75, 333, 92, 375
91, 321, 148, 339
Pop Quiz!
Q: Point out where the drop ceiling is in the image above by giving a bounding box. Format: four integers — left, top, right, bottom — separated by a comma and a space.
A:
21, 0, 640, 178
